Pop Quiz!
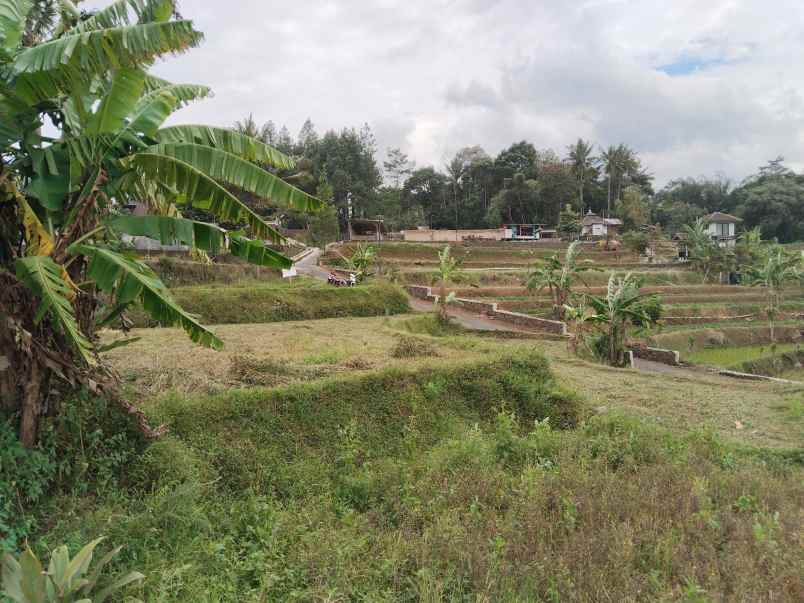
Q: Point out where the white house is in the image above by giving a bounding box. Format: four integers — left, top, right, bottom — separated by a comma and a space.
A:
703, 212, 741, 247
581, 211, 622, 239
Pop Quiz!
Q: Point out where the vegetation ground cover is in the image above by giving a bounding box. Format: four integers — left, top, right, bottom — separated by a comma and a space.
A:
21, 339, 803, 601
684, 343, 801, 367
126, 278, 409, 327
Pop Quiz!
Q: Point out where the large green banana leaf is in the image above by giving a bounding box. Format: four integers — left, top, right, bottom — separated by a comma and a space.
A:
80, 244, 223, 349
12, 20, 203, 103
0, 0, 30, 52
147, 143, 322, 212
155, 125, 296, 170
15, 255, 96, 364
126, 152, 285, 243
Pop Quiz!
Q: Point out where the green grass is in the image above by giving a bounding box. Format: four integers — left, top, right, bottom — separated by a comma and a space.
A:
27, 350, 804, 601
685, 343, 801, 367
128, 278, 410, 326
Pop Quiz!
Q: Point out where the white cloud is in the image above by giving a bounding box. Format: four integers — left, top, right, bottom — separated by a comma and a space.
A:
81, 0, 804, 185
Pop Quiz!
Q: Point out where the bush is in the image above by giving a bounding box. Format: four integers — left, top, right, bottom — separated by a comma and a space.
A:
0, 420, 55, 552
1, 393, 143, 553
390, 335, 439, 358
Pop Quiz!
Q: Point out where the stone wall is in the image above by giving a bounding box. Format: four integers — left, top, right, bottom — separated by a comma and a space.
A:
629, 346, 680, 366
402, 228, 505, 242
405, 286, 567, 335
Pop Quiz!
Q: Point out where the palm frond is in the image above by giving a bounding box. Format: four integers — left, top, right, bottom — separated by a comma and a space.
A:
155, 125, 296, 170
146, 143, 322, 212
12, 20, 202, 103
15, 255, 95, 364
125, 151, 284, 242
79, 244, 222, 349
0, 0, 31, 51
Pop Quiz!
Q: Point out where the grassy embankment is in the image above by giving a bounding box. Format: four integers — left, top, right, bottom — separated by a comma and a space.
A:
127, 278, 410, 327
25, 322, 803, 601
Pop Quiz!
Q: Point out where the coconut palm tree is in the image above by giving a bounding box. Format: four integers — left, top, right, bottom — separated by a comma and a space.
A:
527, 241, 594, 320
0, 0, 322, 445
566, 138, 597, 209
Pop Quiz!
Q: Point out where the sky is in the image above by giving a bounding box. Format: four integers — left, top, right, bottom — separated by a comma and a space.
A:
87, 0, 804, 187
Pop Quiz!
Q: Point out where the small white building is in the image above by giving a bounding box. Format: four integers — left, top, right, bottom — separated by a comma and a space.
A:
703, 212, 741, 247
581, 211, 622, 239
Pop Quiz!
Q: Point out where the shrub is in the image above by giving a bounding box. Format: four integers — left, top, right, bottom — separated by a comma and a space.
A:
390, 335, 439, 359
0, 421, 55, 553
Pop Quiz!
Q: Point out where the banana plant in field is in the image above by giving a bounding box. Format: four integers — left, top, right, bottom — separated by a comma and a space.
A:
0, 0, 322, 446
527, 241, 595, 320
743, 246, 803, 343
573, 273, 658, 367
435, 244, 460, 323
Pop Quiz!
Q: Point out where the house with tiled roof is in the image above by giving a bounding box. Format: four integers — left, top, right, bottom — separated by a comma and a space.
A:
703, 212, 742, 247
581, 210, 622, 239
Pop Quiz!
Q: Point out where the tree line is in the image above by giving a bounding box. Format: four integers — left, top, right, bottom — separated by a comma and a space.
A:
240, 115, 804, 243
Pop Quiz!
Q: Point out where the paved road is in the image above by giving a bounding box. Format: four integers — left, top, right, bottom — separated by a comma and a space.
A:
294, 247, 329, 280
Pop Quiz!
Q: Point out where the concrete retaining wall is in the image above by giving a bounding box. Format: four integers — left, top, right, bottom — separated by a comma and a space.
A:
629, 346, 680, 366
405, 285, 567, 335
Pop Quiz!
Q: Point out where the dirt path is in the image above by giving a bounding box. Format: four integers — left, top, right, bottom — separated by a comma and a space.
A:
408, 297, 522, 332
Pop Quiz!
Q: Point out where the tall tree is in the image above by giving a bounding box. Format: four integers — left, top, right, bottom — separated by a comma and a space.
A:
733, 158, 804, 243
383, 147, 414, 189
566, 138, 598, 210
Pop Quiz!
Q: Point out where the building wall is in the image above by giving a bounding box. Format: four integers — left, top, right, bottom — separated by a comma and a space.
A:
402, 228, 505, 242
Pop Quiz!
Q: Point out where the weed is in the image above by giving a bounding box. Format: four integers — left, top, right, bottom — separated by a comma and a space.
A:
391, 335, 439, 359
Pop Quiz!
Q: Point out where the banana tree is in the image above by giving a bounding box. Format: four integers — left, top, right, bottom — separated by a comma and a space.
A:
436, 244, 460, 323
526, 241, 595, 319
0, 0, 321, 446
743, 246, 803, 343
579, 273, 658, 367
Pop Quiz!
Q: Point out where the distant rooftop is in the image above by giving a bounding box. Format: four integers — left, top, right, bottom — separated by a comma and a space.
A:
704, 212, 742, 223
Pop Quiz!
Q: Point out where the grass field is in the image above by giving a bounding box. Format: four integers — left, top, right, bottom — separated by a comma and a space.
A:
8, 244, 804, 601
684, 343, 801, 367
27, 322, 803, 601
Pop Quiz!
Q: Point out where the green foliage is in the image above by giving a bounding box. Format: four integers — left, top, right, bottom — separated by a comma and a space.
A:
2, 392, 141, 553
1, 538, 144, 602
0, 421, 55, 552
1, 0, 321, 445
574, 273, 662, 366
127, 281, 410, 326
307, 175, 339, 246
27, 368, 802, 601
622, 230, 650, 255
527, 241, 595, 319
743, 245, 803, 342
557, 203, 581, 240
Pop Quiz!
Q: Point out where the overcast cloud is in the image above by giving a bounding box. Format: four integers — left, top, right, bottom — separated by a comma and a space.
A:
87, 0, 804, 186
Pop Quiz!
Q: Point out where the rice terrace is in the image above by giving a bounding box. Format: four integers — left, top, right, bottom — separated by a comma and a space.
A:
1, 1, 803, 602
